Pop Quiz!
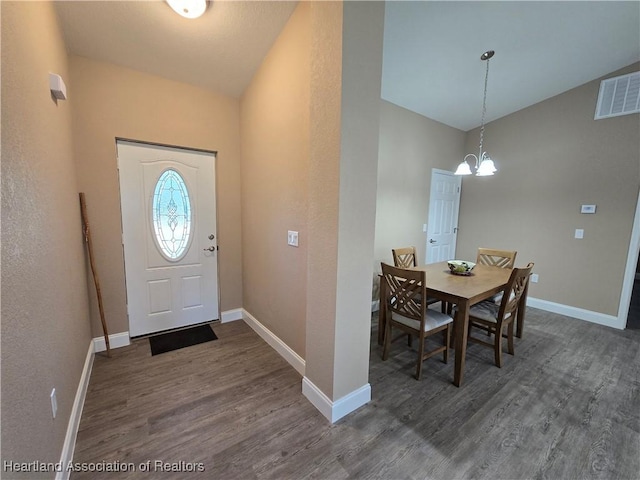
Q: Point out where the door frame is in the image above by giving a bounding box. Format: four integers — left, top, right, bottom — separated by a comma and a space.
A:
618, 187, 640, 329
425, 168, 462, 263
115, 137, 221, 334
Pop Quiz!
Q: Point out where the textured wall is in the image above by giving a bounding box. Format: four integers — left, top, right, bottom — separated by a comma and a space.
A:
240, 2, 311, 358
457, 63, 640, 316
375, 100, 466, 279
69, 56, 243, 336
304, 0, 343, 398
1, 1, 92, 473
331, 0, 385, 399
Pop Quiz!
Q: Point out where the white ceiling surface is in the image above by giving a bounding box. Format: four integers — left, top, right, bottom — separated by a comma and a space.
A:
54, 0, 298, 99
55, 1, 640, 131
383, 1, 640, 131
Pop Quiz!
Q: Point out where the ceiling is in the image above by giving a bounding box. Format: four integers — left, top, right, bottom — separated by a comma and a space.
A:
382, 1, 640, 131
54, 0, 298, 98
55, 1, 640, 132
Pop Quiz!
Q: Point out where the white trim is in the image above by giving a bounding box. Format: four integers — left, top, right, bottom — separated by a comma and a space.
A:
618, 188, 640, 330
242, 309, 305, 376
302, 377, 371, 424
56, 341, 95, 480
93, 331, 131, 352
371, 300, 379, 312
221, 308, 243, 323
527, 297, 621, 330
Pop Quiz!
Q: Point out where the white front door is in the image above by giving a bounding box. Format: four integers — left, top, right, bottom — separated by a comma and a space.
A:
426, 169, 461, 263
117, 140, 219, 337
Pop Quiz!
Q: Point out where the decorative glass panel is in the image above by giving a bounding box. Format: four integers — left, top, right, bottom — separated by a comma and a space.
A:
152, 169, 192, 261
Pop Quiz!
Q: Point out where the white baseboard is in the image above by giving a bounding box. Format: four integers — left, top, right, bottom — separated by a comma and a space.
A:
242, 309, 305, 376
93, 331, 131, 352
221, 308, 243, 323
527, 297, 622, 330
302, 377, 371, 424
371, 300, 380, 312
56, 340, 95, 480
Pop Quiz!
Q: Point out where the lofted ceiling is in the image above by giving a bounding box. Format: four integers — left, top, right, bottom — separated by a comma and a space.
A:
382, 1, 640, 131
54, 0, 298, 98
55, 1, 640, 132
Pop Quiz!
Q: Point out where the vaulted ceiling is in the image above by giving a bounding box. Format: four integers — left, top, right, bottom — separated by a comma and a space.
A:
55, 1, 640, 132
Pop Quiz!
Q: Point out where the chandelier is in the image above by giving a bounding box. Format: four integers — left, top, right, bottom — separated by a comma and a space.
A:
455, 50, 497, 176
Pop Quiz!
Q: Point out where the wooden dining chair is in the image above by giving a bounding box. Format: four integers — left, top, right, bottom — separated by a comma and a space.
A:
381, 263, 453, 380
392, 247, 443, 310
465, 262, 534, 367
477, 248, 518, 309
476, 248, 517, 269
392, 246, 419, 268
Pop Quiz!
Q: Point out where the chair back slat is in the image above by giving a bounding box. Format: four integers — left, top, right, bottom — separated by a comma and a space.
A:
392, 246, 418, 268
477, 248, 517, 269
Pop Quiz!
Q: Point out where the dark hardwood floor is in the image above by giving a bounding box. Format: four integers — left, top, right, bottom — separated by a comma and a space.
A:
71, 308, 640, 479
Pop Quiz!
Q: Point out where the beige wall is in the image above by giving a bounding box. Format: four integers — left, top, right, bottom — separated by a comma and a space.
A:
330, 0, 384, 399
1, 1, 92, 473
375, 100, 467, 287
69, 56, 243, 336
304, 1, 342, 396
240, 1, 311, 358
457, 63, 640, 316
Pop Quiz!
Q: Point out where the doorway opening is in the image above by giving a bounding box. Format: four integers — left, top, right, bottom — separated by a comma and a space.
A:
627, 252, 640, 330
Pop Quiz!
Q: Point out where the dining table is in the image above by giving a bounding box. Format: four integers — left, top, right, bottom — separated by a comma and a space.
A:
378, 261, 528, 387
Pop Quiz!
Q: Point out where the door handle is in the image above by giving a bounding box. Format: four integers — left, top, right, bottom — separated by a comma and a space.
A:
203, 246, 215, 252
429, 239, 436, 244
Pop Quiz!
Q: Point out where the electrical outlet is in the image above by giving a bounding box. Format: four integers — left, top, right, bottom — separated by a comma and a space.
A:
50, 388, 57, 419
530, 273, 539, 283
575, 229, 584, 239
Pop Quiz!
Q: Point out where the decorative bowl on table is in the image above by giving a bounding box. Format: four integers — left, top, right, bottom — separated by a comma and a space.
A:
447, 260, 476, 275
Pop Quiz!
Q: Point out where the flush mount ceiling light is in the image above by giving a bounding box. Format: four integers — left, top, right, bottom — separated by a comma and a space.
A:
166, 0, 208, 19
455, 50, 498, 177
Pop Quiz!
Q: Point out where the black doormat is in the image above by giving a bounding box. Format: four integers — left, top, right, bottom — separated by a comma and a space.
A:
149, 324, 218, 356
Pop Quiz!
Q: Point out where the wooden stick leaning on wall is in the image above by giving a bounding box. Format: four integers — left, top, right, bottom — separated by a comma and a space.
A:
79, 192, 111, 357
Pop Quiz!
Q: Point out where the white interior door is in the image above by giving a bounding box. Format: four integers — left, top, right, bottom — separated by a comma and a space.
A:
117, 140, 219, 337
426, 169, 461, 263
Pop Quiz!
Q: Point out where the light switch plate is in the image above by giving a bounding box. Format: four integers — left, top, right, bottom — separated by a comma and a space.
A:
575, 229, 584, 239
287, 230, 299, 247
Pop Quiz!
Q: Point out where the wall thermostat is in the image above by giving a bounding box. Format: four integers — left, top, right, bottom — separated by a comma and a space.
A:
580, 205, 596, 214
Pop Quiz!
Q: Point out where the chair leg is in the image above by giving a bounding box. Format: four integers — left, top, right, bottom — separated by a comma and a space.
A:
494, 324, 503, 368
443, 325, 450, 364
408, 334, 412, 347
415, 335, 425, 380
382, 321, 391, 361
507, 321, 515, 355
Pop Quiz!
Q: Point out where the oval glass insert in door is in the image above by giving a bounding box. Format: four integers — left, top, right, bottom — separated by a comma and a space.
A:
151, 168, 193, 261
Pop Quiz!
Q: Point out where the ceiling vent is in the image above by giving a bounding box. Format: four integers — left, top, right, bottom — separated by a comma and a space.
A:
595, 71, 640, 120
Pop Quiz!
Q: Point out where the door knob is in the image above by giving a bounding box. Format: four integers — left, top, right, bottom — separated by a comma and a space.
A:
203, 246, 215, 252
429, 239, 436, 244
208, 234, 215, 240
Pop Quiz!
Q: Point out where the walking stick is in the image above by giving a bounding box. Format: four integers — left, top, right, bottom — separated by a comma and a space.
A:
79, 193, 111, 357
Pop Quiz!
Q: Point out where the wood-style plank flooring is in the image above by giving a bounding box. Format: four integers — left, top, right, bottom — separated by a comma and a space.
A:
72, 308, 640, 479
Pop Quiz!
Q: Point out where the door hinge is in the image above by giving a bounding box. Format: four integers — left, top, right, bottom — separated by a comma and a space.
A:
454, 227, 458, 233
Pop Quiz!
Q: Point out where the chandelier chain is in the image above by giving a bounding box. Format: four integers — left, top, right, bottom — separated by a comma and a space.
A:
478, 56, 490, 156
